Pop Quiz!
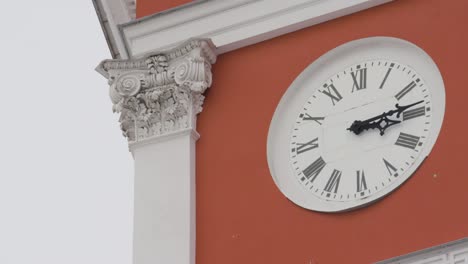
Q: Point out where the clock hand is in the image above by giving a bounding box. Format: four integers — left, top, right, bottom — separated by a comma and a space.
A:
347, 100, 424, 136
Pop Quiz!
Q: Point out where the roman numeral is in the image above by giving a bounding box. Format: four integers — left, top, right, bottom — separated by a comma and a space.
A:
383, 158, 398, 177
351, 66, 367, 92
379, 63, 394, 89
395, 132, 420, 149
402, 106, 426, 121
356, 170, 368, 193
324, 169, 341, 194
322, 84, 343, 106
395, 81, 417, 100
296, 138, 319, 154
302, 114, 324, 125
302, 157, 326, 182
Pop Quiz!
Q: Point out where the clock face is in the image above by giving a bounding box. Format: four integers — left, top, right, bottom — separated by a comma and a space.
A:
267, 37, 445, 212
290, 59, 430, 203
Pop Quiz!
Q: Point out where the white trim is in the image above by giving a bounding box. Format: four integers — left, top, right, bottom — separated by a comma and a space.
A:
131, 129, 197, 264
120, 0, 394, 58
93, 0, 135, 58
129, 128, 200, 152
376, 238, 468, 264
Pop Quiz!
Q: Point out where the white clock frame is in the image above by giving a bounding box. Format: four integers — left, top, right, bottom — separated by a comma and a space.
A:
267, 37, 445, 212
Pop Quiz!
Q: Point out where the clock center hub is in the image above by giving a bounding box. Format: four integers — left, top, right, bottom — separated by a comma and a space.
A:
321, 97, 398, 164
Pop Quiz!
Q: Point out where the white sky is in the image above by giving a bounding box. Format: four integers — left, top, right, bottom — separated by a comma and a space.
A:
0, 1, 133, 263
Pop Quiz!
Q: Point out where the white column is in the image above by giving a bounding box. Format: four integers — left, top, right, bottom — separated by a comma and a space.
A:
97, 39, 216, 264
131, 129, 198, 264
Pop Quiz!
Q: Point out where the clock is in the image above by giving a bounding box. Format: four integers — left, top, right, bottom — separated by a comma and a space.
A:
267, 37, 445, 212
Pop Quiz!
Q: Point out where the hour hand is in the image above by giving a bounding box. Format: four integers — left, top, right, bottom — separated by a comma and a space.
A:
347, 120, 366, 135
347, 100, 424, 136
347, 117, 401, 136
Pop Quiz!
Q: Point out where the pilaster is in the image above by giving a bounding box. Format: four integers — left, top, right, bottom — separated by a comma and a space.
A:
97, 39, 216, 264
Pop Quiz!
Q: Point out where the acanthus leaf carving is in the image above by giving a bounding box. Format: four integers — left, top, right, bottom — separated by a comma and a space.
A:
174, 56, 213, 93
97, 39, 216, 142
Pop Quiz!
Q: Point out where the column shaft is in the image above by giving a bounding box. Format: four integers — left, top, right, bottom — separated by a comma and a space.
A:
131, 129, 197, 264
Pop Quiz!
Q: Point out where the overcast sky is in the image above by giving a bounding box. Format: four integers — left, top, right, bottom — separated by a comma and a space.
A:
0, 1, 133, 263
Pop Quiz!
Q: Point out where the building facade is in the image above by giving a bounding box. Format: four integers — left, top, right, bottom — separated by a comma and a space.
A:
93, 1, 468, 263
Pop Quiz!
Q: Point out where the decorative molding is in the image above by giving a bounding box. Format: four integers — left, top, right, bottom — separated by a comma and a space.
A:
376, 238, 468, 264
128, 128, 200, 152
118, 0, 394, 58
124, 0, 136, 20
93, 0, 136, 59
97, 39, 216, 142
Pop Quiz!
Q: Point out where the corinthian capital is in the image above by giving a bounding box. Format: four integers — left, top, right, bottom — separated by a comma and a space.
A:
96, 39, 216, 142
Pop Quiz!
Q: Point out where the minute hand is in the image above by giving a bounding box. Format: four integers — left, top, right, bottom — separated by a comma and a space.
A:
347, 100, 424, 136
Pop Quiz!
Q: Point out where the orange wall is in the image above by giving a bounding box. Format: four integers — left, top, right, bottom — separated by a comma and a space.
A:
139, 0, 468, 263
197, 1, 468, 263
136, 0, 192, 18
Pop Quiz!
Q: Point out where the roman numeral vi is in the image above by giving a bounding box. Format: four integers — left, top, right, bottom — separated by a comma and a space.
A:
356, 170, 368, 193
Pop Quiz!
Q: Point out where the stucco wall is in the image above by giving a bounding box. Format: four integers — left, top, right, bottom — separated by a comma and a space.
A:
136, 0, 192, 18
139, 0, 468, 263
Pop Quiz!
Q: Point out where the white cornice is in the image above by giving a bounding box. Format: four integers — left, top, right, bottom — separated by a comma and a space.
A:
119, 0, 394, 58
124, 0, 136, 20
376, 238, 468, 264
93, 0, 136, 59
